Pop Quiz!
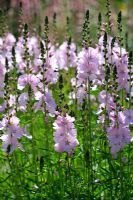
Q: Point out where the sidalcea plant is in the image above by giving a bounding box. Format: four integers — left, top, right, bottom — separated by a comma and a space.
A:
0, 1, 132, 199
53, 113, 79, 154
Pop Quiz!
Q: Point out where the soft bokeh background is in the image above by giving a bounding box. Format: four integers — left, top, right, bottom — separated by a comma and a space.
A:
0, 0, 133, 47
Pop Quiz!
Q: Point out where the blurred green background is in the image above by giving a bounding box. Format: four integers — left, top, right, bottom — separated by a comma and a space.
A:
0, 0, 133, 47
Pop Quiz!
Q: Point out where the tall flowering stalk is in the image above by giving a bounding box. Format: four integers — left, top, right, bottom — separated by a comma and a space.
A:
53, 113, 79, 154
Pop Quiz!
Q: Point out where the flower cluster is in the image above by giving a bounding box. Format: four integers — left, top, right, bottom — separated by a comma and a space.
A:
0, 116, 31, 154
53, 113, 79, 154
98, 90, 132, 157
0, 30, 132, 157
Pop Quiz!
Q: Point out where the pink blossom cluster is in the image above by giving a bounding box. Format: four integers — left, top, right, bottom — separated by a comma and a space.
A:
53, 113, 79, 154
0, 33, 58, 115
0, 32, 132, 156
76, 47, 99, 105
98, 90, 132, 157
0, 115, 31, 154
97, 35, 129, 91
0, 33, 129, 99
55, 41, 77, 70
75, 36, 129, 106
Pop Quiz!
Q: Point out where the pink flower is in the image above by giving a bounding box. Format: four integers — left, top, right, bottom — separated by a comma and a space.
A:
18, 92, 29, 112
0, 115, 31, 154
56, 41, 77, 70
0, 133, 23, 154
34, 90, 56, 115
77, 47, 99, 83
97, 35, 129, 91
98, 90, 116, 112
53, 113, 79, 154
44, 68, 58, 84
3, 33, 16, 51
77, 85, 87, 105
0, 102, 7, 113
118, 112, 126, 125
107, 125, 131, 157
124, 110, 133, 125
8, 95, 16, 107
44, 91, 56, 115
27, 36, 40, 57
0, 63, 5, 87
18, 74, 40, 90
